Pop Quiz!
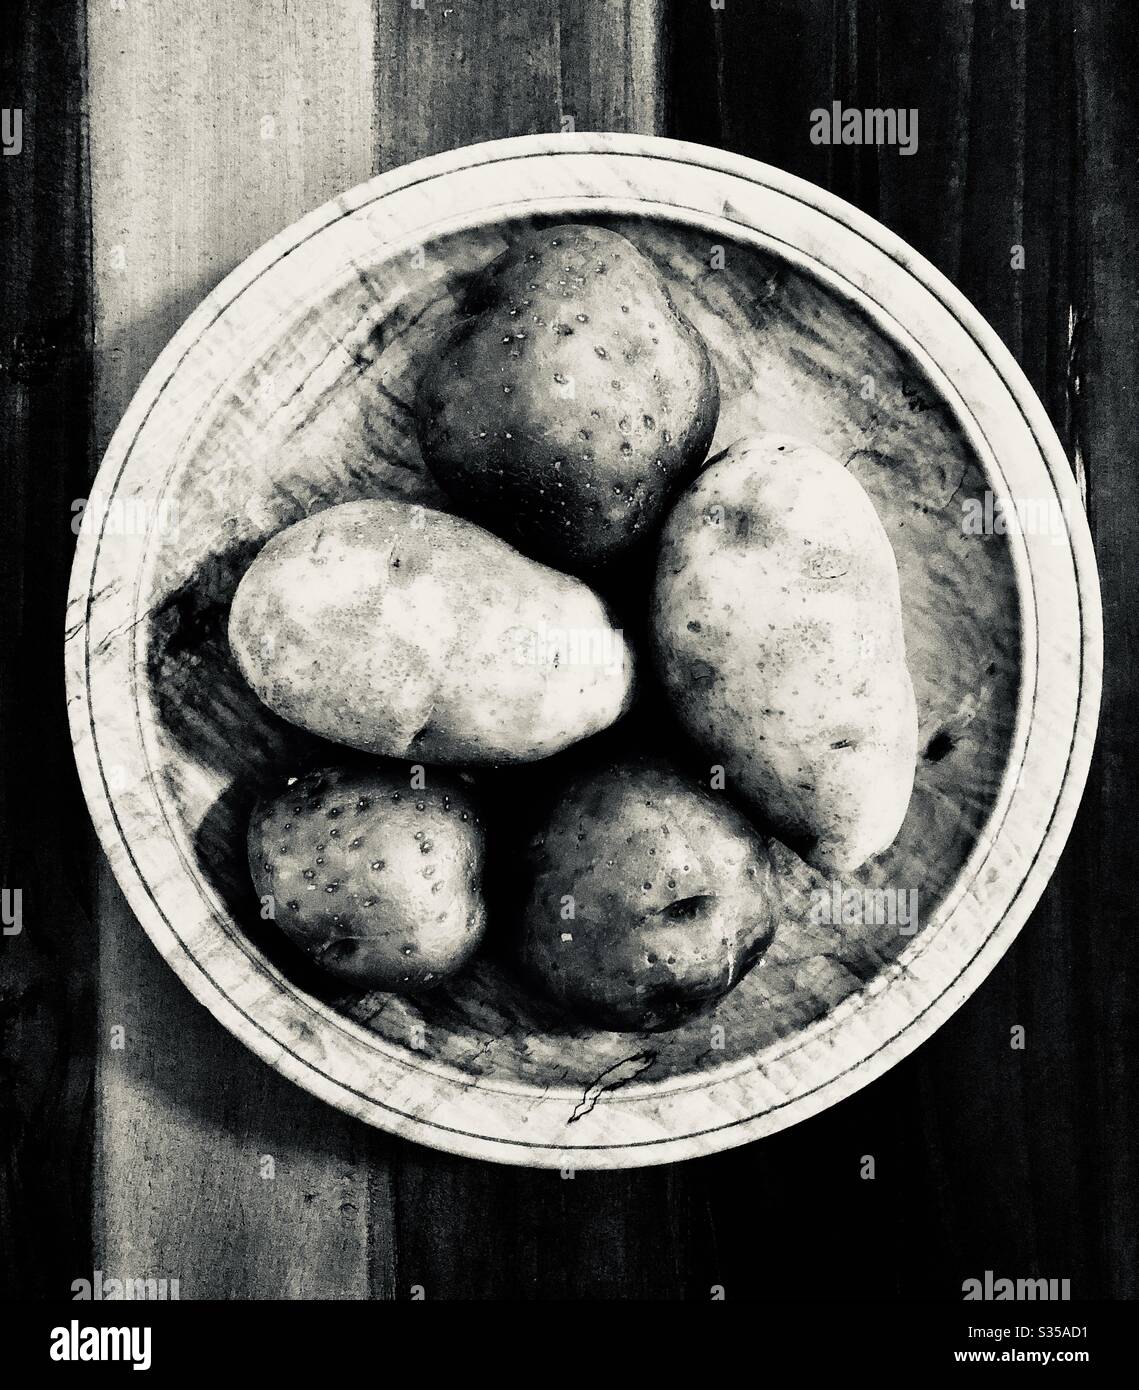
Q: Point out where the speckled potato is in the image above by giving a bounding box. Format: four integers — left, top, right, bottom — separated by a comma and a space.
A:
520, 760, 783, 1032
651, 434, 918, 873
415, 223, 720, 570
229, 499, 634, 763
249, 764, 486, 989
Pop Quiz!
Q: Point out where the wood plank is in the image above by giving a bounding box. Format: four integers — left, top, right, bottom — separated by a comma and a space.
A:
667, 0, 1130, 1299
846, 0, 1080, 1295
0, 0, 97, 1301
87, 0, 380, 1299
374, 0, 665, 171
1066, 0, 1139, 1300
389, 1153, 688, 1299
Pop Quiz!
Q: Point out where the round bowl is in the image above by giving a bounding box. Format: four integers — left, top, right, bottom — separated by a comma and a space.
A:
66, 133, 1101, 1168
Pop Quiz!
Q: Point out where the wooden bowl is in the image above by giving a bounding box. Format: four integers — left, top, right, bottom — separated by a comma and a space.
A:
66, 134, 1101, 1168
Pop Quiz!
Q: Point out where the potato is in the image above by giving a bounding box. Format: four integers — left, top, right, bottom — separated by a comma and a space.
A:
519, 759, 782, 1031
415, 224, 719, 571
249, 764, 484, 988
229, 500, 634, 763
651, 434, 918, 872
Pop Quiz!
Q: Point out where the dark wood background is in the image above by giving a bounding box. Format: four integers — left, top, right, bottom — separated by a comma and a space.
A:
1, 0, 1134, 1300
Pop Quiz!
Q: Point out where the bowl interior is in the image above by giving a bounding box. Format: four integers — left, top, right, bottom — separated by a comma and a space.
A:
142, 213, 1021, 1092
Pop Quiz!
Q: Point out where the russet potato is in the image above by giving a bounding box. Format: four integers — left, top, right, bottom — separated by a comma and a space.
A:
249, 764, 485, 989
520, 759, 783, 1032
229, 499, 634, 764
650, 434, 918, 872
415, 224, 719, 571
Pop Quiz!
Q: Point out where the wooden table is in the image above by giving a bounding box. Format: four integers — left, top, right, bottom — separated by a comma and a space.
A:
2, 0, 1135, 1298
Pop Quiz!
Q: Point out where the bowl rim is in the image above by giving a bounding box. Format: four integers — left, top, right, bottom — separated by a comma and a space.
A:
66, 132, 1103, 1167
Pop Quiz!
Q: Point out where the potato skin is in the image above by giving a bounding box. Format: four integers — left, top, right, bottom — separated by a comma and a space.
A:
520, 760, 782, 1032
248, 765, 485, 989
415, 224, 720, 571
651, 434, 918, 873
229, 500, 634, 763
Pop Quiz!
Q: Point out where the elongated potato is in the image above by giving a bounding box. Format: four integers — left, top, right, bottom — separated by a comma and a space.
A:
229, 500, 634, 763
651, 435, 917, 872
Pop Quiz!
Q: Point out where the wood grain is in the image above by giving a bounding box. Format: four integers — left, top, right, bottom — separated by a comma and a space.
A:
0, 0, 96, 1301
374, 0, 665, 170
86, 0, 379, 1299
